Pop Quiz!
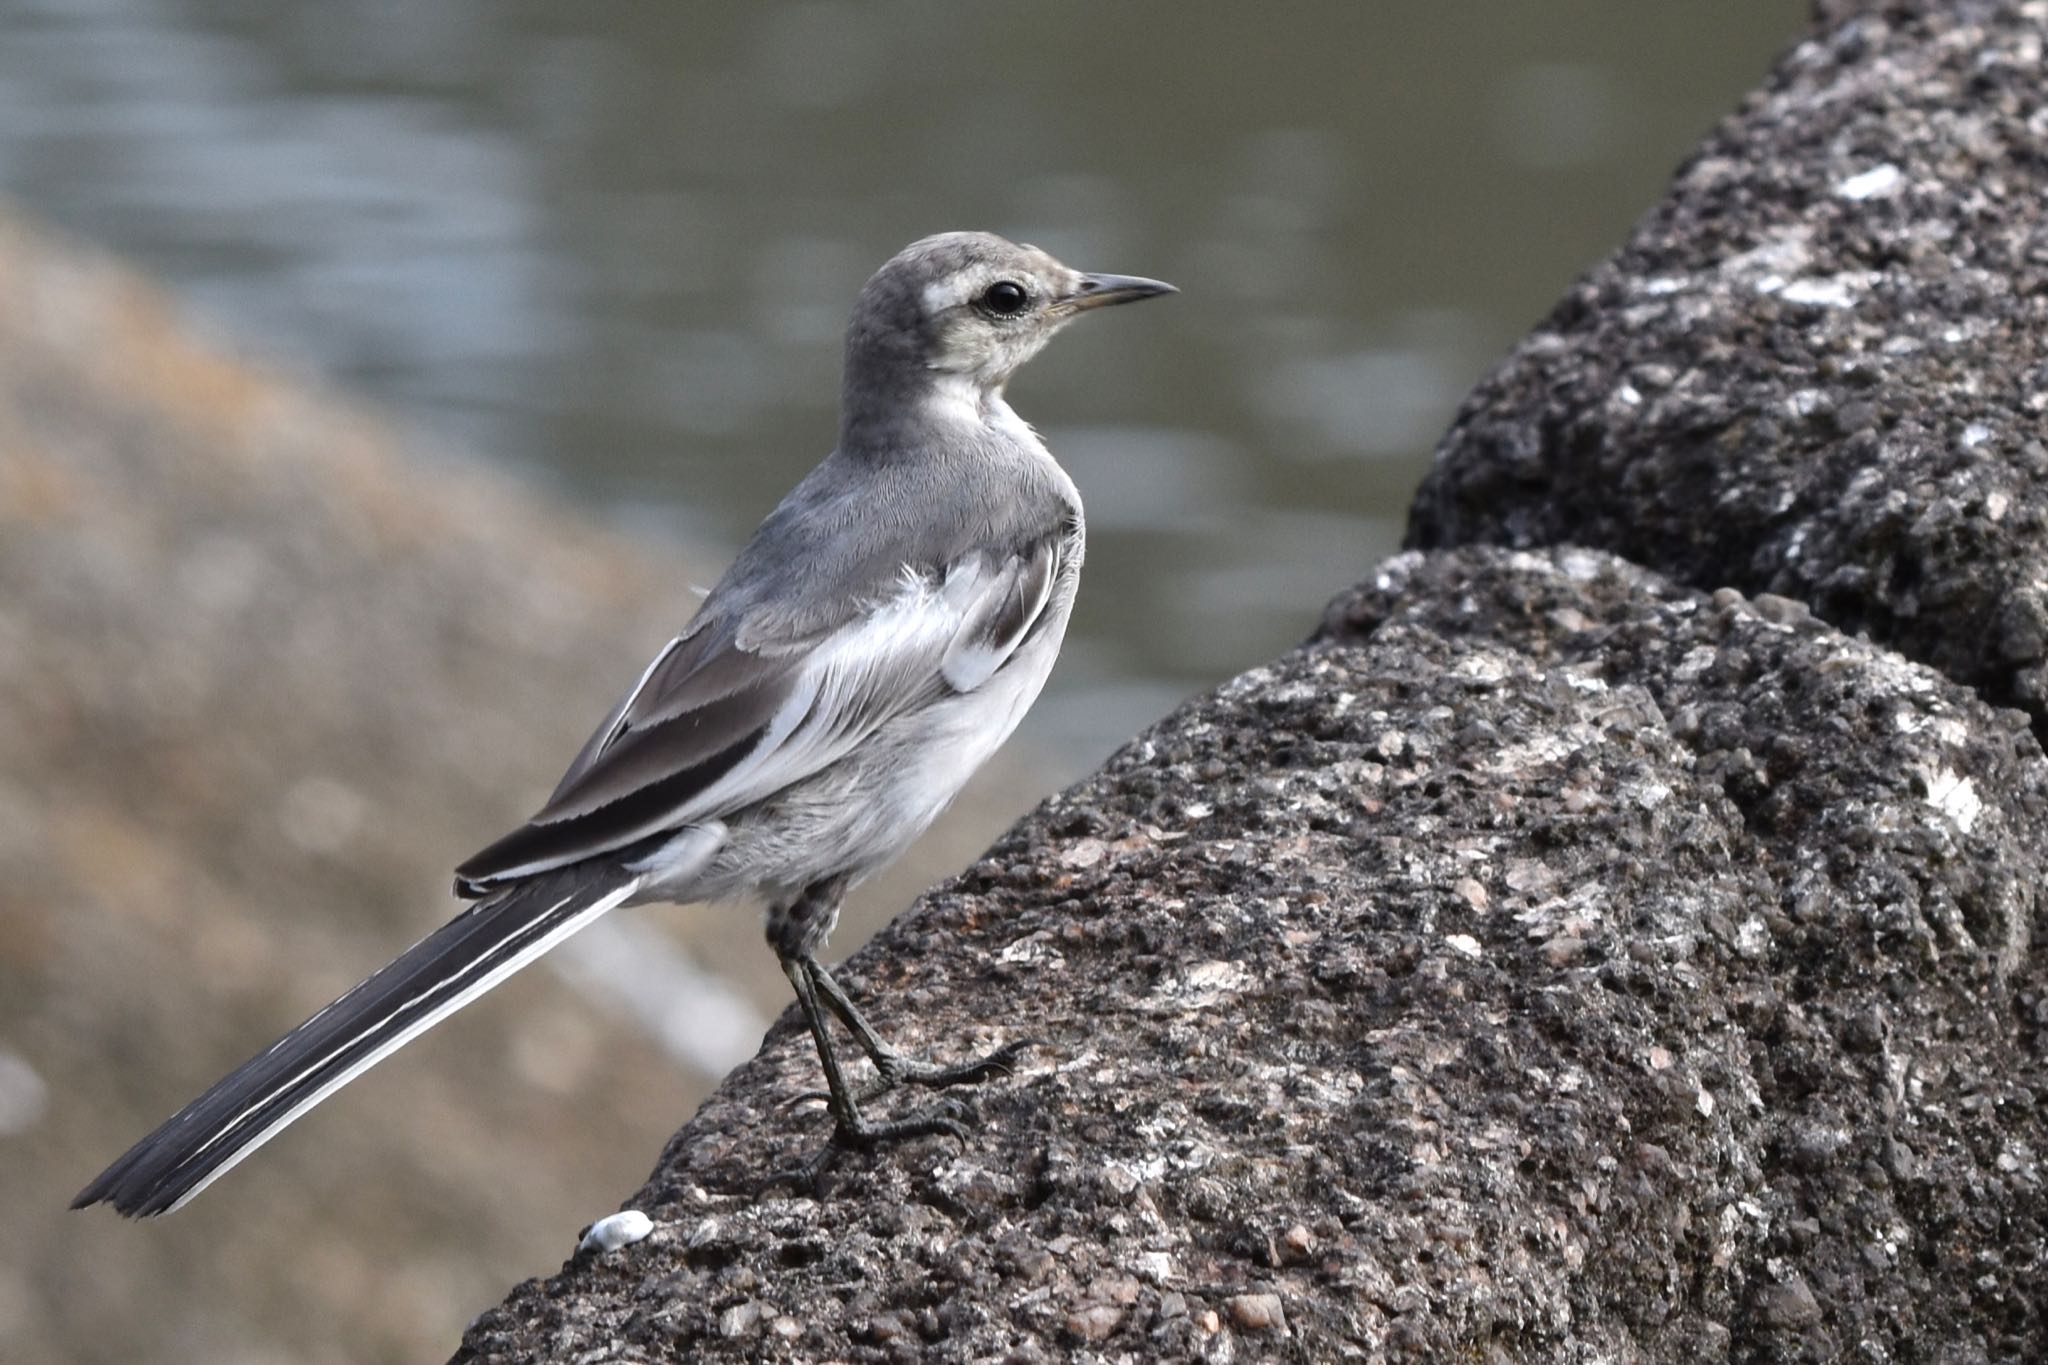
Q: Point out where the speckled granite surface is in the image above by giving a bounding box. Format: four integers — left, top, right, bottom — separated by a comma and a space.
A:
457, 3, 2048, 1359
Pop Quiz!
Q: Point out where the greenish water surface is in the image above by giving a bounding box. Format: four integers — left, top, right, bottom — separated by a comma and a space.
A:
0, 0, 1804, 771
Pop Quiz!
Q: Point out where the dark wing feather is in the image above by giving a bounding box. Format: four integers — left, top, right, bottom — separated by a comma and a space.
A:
940, 535, 1060, 692
455, 628, 800, 890
458, 528, 1068, 894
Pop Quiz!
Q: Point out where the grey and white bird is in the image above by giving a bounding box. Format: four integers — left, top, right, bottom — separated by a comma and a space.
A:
73, 231, 1174, 1216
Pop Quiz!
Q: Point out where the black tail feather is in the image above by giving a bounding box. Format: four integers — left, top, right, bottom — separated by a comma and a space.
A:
73, 869, 637, 1216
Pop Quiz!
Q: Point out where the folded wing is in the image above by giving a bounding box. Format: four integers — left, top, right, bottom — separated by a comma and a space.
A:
455, 532, 1065, 891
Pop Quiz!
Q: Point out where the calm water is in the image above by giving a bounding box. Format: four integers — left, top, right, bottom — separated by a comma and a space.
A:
0, 0, 1803, 773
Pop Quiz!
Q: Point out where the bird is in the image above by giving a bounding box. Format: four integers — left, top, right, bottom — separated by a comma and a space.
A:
73, 231, 1175, 1216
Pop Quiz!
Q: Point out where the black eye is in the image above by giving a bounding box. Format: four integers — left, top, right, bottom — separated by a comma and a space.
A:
979, 281, 1029, 316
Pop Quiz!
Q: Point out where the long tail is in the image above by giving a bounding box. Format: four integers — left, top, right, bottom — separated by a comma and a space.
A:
73, 869, 643, 1217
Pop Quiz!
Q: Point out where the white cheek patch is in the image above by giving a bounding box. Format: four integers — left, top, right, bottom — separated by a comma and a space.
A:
922, 274, 983, 315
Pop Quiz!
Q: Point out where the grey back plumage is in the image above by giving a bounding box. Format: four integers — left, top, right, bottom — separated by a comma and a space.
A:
456, 232, 1099, 891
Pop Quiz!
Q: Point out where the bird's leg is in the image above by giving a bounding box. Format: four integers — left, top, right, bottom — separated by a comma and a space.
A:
773, 955, 968, 1188
766, 879, 969, 1187
807, 958, 1038, 1100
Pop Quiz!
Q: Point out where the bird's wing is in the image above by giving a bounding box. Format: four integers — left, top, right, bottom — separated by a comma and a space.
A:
455, 531, 1065, 890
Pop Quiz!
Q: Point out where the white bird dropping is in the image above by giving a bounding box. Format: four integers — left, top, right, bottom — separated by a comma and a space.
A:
579, 1208, 654, 1254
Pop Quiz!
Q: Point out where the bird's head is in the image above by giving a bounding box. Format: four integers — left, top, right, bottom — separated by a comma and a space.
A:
842, 231, 1174, 438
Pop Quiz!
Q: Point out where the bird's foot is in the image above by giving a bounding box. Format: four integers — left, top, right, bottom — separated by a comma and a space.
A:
780, 1036, 1041, 1112
765, 1100, 970, 1195
873, 1035, 1042, 1093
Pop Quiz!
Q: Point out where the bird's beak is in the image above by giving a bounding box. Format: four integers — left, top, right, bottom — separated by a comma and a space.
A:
1057, 272, 1178, 314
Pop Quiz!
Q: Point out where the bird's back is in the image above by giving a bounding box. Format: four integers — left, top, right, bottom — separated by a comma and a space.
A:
704, 419, 1082, 651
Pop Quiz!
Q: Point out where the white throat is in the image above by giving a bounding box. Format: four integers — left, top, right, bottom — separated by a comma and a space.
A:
919, 371, 1041, 449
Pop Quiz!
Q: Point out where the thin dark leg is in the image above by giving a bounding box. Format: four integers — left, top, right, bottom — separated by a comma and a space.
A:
772, 953, 968, 1189
807, 958, 1039, 1100
764, 877, 977, 1188
781, 957, 860, 1128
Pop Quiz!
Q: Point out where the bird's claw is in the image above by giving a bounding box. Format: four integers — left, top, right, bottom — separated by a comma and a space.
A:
779, 1037, 1043, 1114
779, 1087, 834, 1115
763, 1101, 971, 1195
871, 1036, 1044, 1094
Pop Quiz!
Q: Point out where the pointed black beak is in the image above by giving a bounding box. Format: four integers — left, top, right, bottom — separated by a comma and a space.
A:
1060, 271, 1178, 313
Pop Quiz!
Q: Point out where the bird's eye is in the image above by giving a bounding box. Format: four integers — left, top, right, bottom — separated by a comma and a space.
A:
978, 281, 1029, 316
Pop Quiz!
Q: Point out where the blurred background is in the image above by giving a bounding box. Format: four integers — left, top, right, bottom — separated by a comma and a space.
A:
0, 1, 1801, 1361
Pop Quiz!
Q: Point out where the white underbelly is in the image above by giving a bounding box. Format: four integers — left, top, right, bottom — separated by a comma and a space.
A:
896, 615, 1065, 829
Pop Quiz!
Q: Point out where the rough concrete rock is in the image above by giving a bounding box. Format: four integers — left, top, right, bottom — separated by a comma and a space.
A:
455, 547, 2048, 1361
454, 3, 2048, 1358
1409, 0, 2048, 730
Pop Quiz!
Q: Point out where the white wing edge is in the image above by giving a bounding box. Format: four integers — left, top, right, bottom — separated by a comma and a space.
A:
662, 555, 1025, 826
